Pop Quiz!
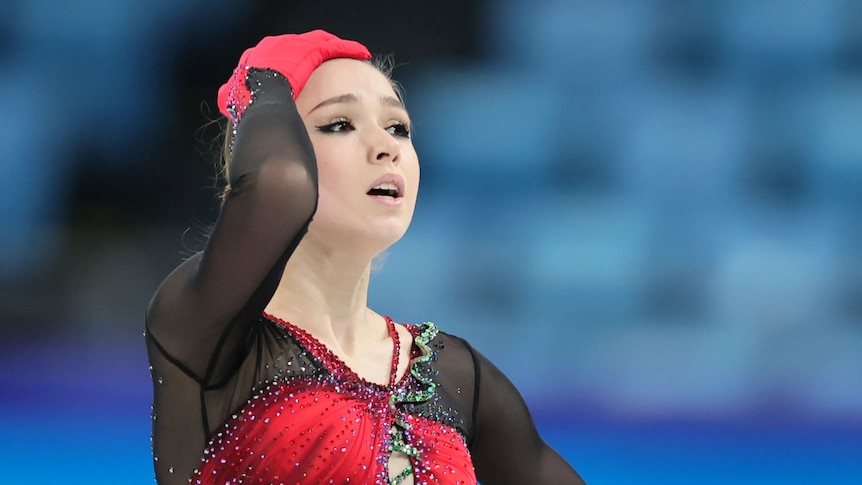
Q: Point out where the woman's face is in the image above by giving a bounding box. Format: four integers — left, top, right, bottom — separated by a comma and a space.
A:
295, 59, 420, 256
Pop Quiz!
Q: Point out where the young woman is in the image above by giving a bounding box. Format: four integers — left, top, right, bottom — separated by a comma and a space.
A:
145, 30, 585, 485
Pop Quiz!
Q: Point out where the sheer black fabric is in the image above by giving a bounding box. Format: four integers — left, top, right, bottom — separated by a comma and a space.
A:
145, 69, 585, 485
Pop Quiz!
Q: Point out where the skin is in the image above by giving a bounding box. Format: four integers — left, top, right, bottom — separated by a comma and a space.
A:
263, 58, 420, 387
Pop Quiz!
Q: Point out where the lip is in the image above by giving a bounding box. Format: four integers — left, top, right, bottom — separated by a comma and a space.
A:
366, 173, 405, 206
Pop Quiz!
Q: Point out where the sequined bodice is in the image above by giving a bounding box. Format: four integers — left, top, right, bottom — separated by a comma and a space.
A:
148, 312, 479, 485
190, 316, 475, 484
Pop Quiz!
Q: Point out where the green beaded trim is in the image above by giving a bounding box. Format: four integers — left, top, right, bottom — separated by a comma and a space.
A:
390, 462, 414, 484
389, 322, 438, 411
388, 425, 419, 485
386, 322, 438, 485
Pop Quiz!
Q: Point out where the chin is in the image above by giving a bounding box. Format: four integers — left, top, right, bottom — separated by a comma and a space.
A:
371, 225, 410, 249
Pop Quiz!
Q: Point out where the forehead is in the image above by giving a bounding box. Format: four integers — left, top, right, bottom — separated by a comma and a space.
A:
297, 58, 397, 107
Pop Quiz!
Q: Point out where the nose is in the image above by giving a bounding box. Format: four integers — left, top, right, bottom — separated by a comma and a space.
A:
369, 126, 401, 165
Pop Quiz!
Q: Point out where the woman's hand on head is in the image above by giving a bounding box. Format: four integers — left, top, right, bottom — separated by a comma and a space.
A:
217, 30, 372, 123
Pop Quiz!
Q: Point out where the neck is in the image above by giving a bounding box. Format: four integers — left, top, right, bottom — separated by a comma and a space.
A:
265, 240, 382, 351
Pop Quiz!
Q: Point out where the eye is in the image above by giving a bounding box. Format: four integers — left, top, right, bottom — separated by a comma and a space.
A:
316, 119, 354, 134
386, 122, 411, 138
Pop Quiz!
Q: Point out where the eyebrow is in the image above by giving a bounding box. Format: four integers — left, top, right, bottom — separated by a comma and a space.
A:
307, 93, 406, 115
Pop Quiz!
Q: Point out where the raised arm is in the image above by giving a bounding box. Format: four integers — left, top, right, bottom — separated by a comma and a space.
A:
467, 344, 587, 484
145, 32, 373, 383
145, 67, 316, 382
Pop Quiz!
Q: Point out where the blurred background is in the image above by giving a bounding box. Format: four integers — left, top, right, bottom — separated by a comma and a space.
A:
1, 0, 860, 483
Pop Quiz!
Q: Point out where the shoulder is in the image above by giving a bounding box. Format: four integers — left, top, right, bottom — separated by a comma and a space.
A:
402, 321, 476, 358
411, 321, 519, 397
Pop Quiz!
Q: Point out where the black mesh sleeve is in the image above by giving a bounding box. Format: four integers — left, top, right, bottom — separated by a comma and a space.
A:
465, 342, 587, 485
144, 70, 317, 484
146, 69, 314, 383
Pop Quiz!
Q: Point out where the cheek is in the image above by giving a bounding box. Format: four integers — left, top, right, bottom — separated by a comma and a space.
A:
404, 150, 421, 190
411, 166, 421, 194
311, 144, 349, 188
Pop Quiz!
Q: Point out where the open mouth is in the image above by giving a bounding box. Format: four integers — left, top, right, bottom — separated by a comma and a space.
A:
367, 182, 402, 198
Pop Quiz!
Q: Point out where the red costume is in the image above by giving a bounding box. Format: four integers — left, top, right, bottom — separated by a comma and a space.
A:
191, 316, 475, 484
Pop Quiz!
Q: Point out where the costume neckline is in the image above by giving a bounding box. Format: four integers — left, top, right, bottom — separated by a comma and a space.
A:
262, 312, 408, 388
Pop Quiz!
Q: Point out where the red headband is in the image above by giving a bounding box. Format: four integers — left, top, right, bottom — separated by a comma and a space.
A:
217, 30, 372, 120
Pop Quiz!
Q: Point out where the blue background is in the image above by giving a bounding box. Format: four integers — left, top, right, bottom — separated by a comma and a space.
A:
1, 1, 860, 483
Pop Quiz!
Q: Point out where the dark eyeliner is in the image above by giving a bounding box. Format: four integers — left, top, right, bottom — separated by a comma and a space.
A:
388, 122, 411, 138
315, 120, 353, 133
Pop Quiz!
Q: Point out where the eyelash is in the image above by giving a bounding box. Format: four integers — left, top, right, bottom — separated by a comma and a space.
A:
316, 119, 353, 134
387, 123, 411, 138
315, 119, 411, 138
